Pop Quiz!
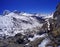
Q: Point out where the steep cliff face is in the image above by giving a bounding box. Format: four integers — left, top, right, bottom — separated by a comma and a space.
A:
53, 3, 60, 35
53, 3, 60, 20
38, 3, 60, 47
47, 3, 60, 46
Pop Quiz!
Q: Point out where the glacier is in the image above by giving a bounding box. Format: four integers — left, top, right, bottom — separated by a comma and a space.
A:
0, 10, 53, 47
0, 11, 47, 37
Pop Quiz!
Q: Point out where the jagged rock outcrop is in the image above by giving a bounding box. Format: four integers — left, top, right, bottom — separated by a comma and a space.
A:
46, 3, 60, 47
3, 10, 11, 15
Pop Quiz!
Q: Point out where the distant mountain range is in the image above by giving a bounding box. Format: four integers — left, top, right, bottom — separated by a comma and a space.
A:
0, 10, 53, 38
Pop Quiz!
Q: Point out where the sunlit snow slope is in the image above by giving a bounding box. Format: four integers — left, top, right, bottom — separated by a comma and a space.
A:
0, 11, 46, 37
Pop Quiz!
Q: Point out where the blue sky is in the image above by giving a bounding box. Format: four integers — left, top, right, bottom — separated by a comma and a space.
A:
0, 0, 59, 14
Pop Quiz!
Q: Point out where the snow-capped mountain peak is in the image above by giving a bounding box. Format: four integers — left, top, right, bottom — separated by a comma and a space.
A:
0, 10, 53, 38
0, 10, 48, 37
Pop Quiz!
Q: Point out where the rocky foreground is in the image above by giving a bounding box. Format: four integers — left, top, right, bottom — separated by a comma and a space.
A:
0, 33, 46, 47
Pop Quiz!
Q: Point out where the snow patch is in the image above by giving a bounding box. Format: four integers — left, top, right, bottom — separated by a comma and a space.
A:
38, 38, 51, 47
